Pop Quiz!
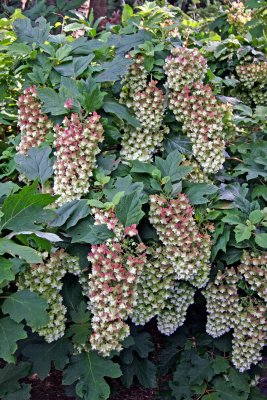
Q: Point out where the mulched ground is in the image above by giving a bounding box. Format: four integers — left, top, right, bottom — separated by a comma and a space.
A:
27, 371, 156, 400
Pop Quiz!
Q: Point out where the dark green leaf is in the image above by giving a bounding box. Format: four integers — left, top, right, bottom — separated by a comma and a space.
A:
0, 258, 15, 284
121, 357, 157, 389
155, 150, 191, 182
70, 221, 114, 244
189, 354, 214, 385
103, 98, 140, 128
3, 383, 31, 400
2, 290, 49, 330
0, 363, 31, 396
0, 317, 27, 363
0, 182, 19, 199
95, 55, 133, 82
255, 233, 267, 248
115, 191, 145, 227
50, 200, 90, 229
13, 17, 50, 45
22, 338, 72, 380
212, 356, 230, 374
62, 351, 121, 400
185, 184, 218, 205
0, 239, 42, 263
0, 183, 56, 231
14, 147, 54, 184
78, 77, 105, 113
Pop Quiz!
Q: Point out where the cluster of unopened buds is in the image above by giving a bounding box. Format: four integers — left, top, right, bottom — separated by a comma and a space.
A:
149, 193, 212, 288
227, 1, 252, 28
17, 250, 83, 342
165, 47, 235, 173
53, 112, 104, 205
121, 80, 169, 162
17, 85, 52, 154
88, 208, 147, 356
203, 268, 239, 338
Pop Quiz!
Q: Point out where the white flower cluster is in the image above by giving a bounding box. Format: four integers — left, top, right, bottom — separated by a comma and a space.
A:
149, 193, 212, 288
203, 268, 239, 338
53, 112, 104, 206
203, 257, 267, 372
238, 251, 267, 302
87, 208, 147, 356
17, 85, 52, 154
119, 54, 148, 108
131, 246, 175, 325
17, 250, 82, 342
157, 283, 195, 335
232, 301, 267, 372
132, 246, 195, 335
120, 80, 169, 162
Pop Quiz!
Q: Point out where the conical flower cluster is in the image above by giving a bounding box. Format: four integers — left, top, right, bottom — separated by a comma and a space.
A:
238, 251, 267, 301
132, 245, 195, 335
203, 268, 239, 338
88, 208, 147, 356
120, 54, 148, 107
53, 112, 104, 205
17, 250, 82, 342
232, 300, 267, 372
120, 80, 169, 162
132, 246, 175, 326
17, 85, 52, 154
157, 283, 195, 335
149, 193, 212, 288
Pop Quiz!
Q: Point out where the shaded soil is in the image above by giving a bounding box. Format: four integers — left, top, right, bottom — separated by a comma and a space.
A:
27, 370, 156, 400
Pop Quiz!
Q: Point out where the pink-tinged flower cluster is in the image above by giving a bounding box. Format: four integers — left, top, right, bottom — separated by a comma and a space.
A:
169, 83, 225, 172
87, 208, 147, 356
238, 251, 267, 301
232, 300, 267, 372
164, 47, 207, 92
164, 47, 235, 173
236, 62, 267, 90
203, 268, 239, 338
149, 193, 211, 288
120, 80, 169, 162
53, 112, 104, 205
17, 85, 52, 154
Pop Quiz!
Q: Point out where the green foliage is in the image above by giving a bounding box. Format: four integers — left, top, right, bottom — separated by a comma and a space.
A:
2, 289, 49, 329
62, 351, 122, 400
0, 1, 266, 399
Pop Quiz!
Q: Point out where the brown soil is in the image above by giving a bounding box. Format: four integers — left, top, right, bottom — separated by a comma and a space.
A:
27, 370, 156, 400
